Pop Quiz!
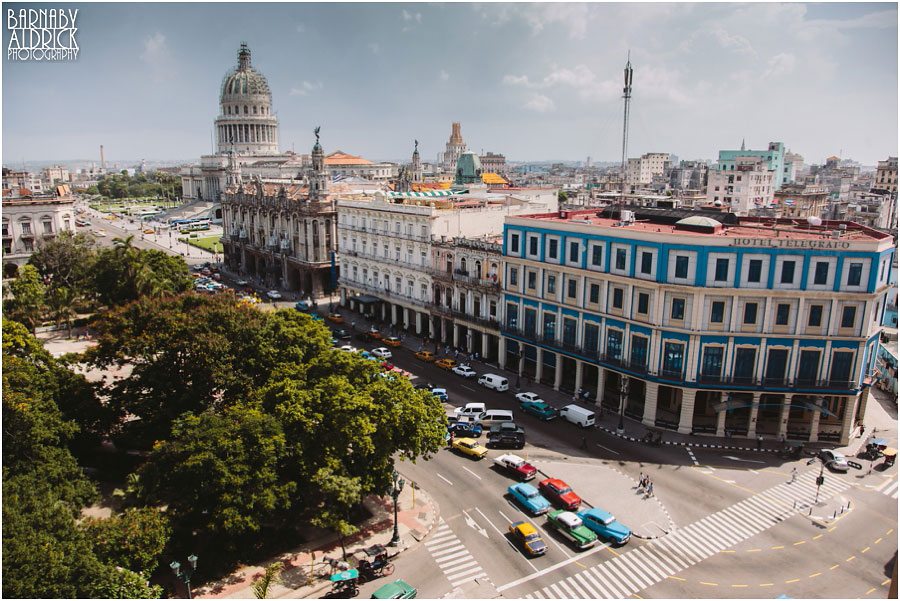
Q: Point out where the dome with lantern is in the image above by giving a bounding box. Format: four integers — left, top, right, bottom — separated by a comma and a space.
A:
214, 43, 280, 155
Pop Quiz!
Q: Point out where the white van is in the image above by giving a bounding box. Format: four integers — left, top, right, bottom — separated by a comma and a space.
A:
559, 404, 596, 428
476, 409, 515, 427
453, 402, 486, 419
477, 373, 509, 392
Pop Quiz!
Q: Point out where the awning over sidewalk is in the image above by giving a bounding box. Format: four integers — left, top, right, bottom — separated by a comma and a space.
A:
353, 294, 382, 305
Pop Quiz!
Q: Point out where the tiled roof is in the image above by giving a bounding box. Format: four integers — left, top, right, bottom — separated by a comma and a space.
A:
324, 151, 374, 166
482, 172, 507, 185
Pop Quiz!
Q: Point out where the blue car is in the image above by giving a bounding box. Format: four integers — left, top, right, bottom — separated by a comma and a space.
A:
450, 420, 483, 438
359, 351, 380, 362
508, 483, 551, 516
520, 401, 559, 421
577, 508, 631, 545
431, 388, 449, 402
295, 300, 311, 311
311, 313, 324, 321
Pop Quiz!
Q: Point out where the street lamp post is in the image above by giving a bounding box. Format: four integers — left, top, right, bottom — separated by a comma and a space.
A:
170, 554, 198, 599
390, 470, 405, 546
617, 376, 628, 434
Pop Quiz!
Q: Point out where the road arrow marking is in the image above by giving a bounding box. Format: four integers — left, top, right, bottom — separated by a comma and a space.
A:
463, 510, 488, 538
722, 456, 766, 464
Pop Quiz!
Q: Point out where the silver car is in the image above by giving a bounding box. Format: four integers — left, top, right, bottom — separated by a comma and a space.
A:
819, 449, 849, 472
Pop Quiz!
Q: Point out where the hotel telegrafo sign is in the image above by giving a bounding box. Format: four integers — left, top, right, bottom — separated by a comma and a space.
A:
7, 8, 78, 61
729, 238, 851, 250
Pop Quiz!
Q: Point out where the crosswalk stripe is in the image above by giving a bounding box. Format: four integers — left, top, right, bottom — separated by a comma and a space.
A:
424, 534, 456, 546
581, 566, 614, 598
743, 496, 787, 524
656, 536, 699, 565
443, 560, 479, 574
448, 566, 485, 584
594, 562, 630, 598
682, 524, 724, 555
651, 540, 691, 569
426, 539, 462, 552
438, 554, 477, 569
531, 589, 544, 598
548, 583, 566, 598
556, 578, 583, 598
709, 510, 755, 539
703, 512, 749, 543
691, 518, 736, 548
432, 545, 467, 558
618, 552, 658, 588
574, 571, 603, 598
632, 547, 673, 581
605, 558, 642, 593
524, 594, 534, 599
729, 502, 772, 530
566, 575, 593, 598
874, 478, 892, 492
669, 530, 713, 559
641, 546, 680, 575
433, 549, 470, 563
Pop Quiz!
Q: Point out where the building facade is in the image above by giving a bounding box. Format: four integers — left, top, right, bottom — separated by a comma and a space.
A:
440, 122, 467, 173
718, 141, 787, 189
874, 156, 898, 195
498, 207, 894, 445
669, 160, 708, 192
773, 183, 829, 220
219, 135, 337, 296
2, 185, 76, 275
708, 157, 775, 215
480, 152, 507, 176
626, 152, 670, 186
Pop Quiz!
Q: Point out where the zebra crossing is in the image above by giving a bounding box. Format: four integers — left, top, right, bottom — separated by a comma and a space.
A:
522, 469, 852, 599
424, 518, 489, 588
873, 476, 899, 499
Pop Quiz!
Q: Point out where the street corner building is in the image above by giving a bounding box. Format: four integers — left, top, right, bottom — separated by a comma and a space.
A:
498, 206, 895, 446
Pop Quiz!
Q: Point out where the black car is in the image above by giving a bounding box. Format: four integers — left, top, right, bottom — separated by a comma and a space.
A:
356, 332, 375, 342
414, 383, 434, 391
335, 329, 352, 340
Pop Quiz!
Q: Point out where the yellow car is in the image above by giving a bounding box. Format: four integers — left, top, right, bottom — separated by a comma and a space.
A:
435, 358, 458, 370
452, 437, 488, 459
367, 328, 383, 340
143, 228, 154, 234
326, 313, 344, 324
509, 521, 548, 557
383, 336, 402, 347
415, 350, 436, 362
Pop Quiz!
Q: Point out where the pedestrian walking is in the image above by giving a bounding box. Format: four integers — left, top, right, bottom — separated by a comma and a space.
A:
638, 472, 644, 489
647, 481, 654, 497
454, 349, 459, 360
757, 434, 763, 450
572, 393, 579, 404
474, 351, 479, 362
790, 467, 798, 483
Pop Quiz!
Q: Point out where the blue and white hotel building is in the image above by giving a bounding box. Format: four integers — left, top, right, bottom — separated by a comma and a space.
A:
498, 208, 895, 445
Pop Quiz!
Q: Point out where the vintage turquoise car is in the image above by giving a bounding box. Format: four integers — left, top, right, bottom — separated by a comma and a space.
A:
372, 579, 417, 599
508, 482, 551, 515
520, 400, 559, 421
577, 508, 631, 545
547, 510, 598, 550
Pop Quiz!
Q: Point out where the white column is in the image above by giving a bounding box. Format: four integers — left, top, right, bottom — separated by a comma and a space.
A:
498, 337, 507, 369
415, 311, 422, 335
535, 348, 544, 382
677, 388, 696, 434
716, 400, 727, 437
808, 402, 822, 442
482, 333, 489, 363
747, 392, 761, 437
553, 355, 563, 391
597, 368, 606, 407
575, 361, 584, 393
643, 381, 659, 426
778, 394, 791, 439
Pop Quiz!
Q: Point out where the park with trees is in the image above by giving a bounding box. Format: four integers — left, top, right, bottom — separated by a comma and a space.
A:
2, 237, 446, 597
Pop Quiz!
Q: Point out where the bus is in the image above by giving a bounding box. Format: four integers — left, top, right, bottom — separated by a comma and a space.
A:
178, 218, 211, 232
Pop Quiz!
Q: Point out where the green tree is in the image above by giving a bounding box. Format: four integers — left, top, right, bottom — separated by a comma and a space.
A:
137, 405, 295, 538
29, 229, 96, 296
253, 562, 284, 599
46, 286, 79, 337
81, 508, 171, 575
3, 264, 46, 333
558, 190, 568, 202
86, 185, 99, 195
90, 242, 191, 307
310, 468, 362, 560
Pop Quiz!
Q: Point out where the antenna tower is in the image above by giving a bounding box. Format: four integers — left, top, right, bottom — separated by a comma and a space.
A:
619, 52, 633, 217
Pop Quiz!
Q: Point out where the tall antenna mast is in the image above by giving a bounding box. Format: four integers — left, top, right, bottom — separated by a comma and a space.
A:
620, 51, 633, 218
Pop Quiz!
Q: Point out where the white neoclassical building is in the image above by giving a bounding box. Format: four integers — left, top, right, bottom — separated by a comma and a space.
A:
2, 185, 76, 277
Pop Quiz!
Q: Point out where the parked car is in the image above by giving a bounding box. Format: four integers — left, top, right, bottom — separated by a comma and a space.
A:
508, 482, 551, 515
577, 508, 631, 545
515, 392, 543, 405
539, 478, 581, 511
819, 449, 850, 472
435, 358, 458, 370
488, 423, 526, 449
508, 521, 548, 557
546, 510, 598, 550
338, 345, 358, 353
93, 229, 106, 237
520, 401, 559, 421
366, 328, 383, 340
383, 336, 402, 347
493, 453, 537, 480
453, 402, 486, 419
371, 347, 392, 359
295, 300, 311, 311
430, 388, 448, 402
415, 350, 436, 362
477, 373, 509, 391
266, 290, 282, 300
452, 365, 477, 378
327, 313, 344, 323
451, 437, 488, 459
236, 279, 249, 286
371, 579, 417, 599
211, 273, 222, 281
449, 418, 482, 438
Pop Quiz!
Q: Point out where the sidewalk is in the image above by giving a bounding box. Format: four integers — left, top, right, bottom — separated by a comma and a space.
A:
192, 473, 437, 599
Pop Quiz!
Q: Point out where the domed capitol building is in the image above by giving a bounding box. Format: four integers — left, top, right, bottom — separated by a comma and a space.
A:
180, 43, 396, 203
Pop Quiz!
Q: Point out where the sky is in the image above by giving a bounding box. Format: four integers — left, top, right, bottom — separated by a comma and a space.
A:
2, 2, 898, 167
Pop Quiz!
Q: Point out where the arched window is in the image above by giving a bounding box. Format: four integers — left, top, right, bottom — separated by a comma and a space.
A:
474, 260, 481, 278
460, 258, 467, 274
244, 105, 249, 114
253, 106, 257, 114
445, 254, 453, 273
226, 106, 231, 115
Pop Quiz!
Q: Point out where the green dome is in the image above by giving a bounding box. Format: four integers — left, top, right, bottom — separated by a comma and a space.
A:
454, 151, 483, 185
219, 44, 272, 104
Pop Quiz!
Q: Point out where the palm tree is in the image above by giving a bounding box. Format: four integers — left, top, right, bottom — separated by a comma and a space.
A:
47, 286, 79, 338
134, 263, 167, 299
252, 562, 284, 599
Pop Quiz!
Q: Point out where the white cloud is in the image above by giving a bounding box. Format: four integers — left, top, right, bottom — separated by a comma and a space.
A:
711, 26, 756, 56
520, 3, 592, 39
289, 81, 323, 97
762, 53, 797, 79
140, 32, 175, 83
439, 70, 450, 82
524, 93, 555, 113
368, 43, 380, 54
401, 9, 422, 31
503, 65, 619, 102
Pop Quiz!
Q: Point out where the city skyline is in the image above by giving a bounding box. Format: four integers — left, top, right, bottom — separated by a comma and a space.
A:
2, 2, 897, 166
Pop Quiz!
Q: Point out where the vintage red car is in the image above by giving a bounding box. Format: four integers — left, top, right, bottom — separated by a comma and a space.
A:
538, 478, 581, 510
493, 453, 537, 481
